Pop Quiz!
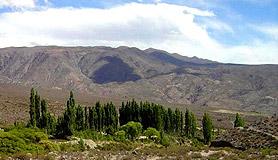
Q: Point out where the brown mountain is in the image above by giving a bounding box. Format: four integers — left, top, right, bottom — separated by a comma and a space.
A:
0, 46, 277, 114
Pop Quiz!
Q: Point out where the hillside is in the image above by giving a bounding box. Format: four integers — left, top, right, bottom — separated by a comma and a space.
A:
0, 46, 277, 114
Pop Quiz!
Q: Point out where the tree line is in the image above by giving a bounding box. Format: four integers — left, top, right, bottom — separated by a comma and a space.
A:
119, 100, 197, 138
28, 88, 56, 134
28, 88, 244, 144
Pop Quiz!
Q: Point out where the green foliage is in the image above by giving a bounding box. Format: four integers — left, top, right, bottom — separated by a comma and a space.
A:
260, 148, 278, 157
46, 113, 57, 135
120, 121, 142, 140
159, 131, 170, 147
174, 108, 181, 133
184, 109, 190, 137
114, 130, 126, 142
119, 100, 184, 135
234, 113, 245, 128
39, 140, 60, 152
76, 105, 85, 131
78, 138, 86, 151
105, 126, 116, 135
87, 102, 118, 133
202, 113, 213, 145
144, 127, 160, 141
55, 91, 77, 138
84, 107, 89, 129
96, 141, 136, 151
190, 112, 197, 138
59, 143, 81, 152
8, 128, 48, 143
40, 99, 48, 129
29, 88, 36, 127
28, 88, 200, 141
184, 109, 198, 138
35, 91, 41, 128
0, 128, 48, 154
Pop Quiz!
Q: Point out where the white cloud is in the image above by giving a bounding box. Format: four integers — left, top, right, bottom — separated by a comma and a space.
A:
252, 24, 278, 40
0, 0, 36, 9
0, 2, 277, 64
200, 18, 234, 33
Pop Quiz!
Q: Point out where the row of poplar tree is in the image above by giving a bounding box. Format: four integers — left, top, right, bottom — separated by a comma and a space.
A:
119, 100, 198, 138
29, 88, 214, 144
28, 88, 56, 134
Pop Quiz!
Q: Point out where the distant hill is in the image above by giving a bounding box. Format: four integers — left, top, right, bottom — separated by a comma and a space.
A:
0, 46, 277, 114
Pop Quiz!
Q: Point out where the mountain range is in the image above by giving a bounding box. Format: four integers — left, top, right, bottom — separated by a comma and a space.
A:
0, 46, 277, 114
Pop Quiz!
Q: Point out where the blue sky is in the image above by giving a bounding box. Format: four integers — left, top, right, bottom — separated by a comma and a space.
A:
0, 0, 277, 64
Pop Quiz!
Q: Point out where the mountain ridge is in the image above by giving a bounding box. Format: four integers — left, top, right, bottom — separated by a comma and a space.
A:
0, 46, 277, 114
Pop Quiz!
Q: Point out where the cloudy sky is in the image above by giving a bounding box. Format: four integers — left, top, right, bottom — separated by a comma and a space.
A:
0, 0, 277, 64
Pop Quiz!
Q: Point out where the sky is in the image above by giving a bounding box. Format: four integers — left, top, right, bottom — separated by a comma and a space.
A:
0, 0, 277, 64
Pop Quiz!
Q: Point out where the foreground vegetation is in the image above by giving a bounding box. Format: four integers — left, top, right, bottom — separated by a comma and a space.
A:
3, 88, 275, 159
27, 88, 211, 142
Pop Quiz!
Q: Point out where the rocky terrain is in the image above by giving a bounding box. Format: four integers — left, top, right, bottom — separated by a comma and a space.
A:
0, 46, 277, 115
213, 115, 278, 150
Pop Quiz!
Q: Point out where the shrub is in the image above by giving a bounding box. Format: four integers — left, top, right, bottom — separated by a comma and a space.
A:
96, 142, 135, 151
39, 140, 60, 152
114, 130, 126, 142
120, 121, 142, 140
78, 138, 86, 151
0, 128, 48, 154
59, 143, 79, 152
234, 113, 245, 128
9, 128, 48, 143
202, 113, 213, 145
0, 131, 27, 153
160, 132, 170, 147
144, 127, 160, 142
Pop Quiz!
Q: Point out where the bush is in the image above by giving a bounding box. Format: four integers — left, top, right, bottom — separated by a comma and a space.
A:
9, 128, 48, 143
96, 142, 136, 151
144, 127, 160, 142
0, 128, 48, 154
114, 130, 126, 142
159, 132, 170, 147
120, 121, 142, 140
39, 140, 60, 152
78, 138, 86, 151
59, 143, 81, 152
0, 131, 27, 153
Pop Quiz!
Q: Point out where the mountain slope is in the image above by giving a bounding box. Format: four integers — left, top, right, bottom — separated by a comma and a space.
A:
0, 46, 277, 114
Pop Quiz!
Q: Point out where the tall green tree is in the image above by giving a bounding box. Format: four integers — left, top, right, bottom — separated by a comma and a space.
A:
47, 113, 57, 135
56, 91, 77, 137
29, 88, 36, 127
167, 108, 174, 133
180, 112, 184, 135
88, 107, 96, 130
189, 112, 197, 138
234, 113, 245, 128
40, 99, 48, 129
76, 105, 85, 131
202, 113, 213, 145
84, 107, 89, 129
184, 109, 190, 137
154, 105, 163, 131
174, 108, 181, 133
95, 102, 102, 131
34, 91, 41, 127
